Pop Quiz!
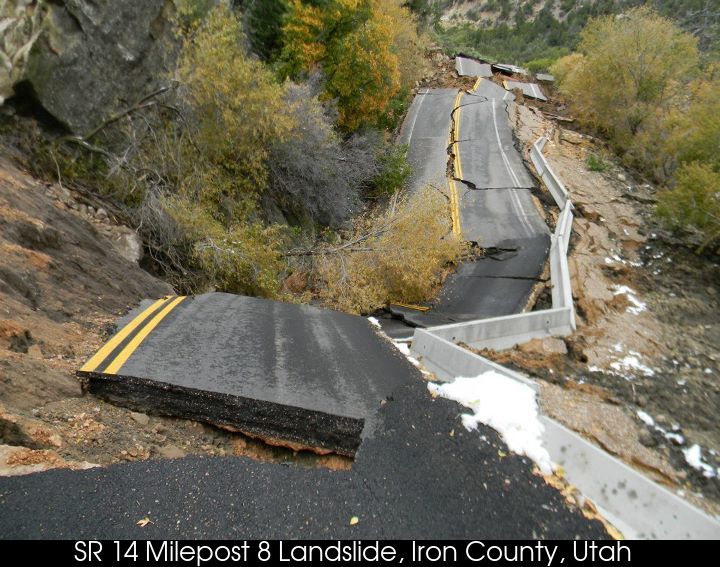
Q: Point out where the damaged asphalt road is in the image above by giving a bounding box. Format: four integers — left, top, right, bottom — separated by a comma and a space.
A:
383, 81, 550, 336
0, 373, 609, 539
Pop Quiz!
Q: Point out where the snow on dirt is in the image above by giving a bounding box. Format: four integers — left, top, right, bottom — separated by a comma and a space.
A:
428, 372, 553, 475
611, 285, 647, 315
683, 444, 720, 479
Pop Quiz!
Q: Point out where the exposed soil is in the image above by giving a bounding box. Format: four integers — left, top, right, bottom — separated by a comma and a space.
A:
0, 155, 351, 476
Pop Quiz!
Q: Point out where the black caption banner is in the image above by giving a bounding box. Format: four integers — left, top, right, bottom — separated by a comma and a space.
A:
0, 539, 690, 566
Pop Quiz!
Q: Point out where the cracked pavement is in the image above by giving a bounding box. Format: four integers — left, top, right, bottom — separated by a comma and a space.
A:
383, 80, 550, 336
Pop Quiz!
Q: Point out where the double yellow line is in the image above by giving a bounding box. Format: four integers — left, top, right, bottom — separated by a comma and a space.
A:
449, 90, 464, 240
80, 295, 186, 375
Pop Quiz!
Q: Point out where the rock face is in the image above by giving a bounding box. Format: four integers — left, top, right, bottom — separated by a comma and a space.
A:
24, 0, 176, 135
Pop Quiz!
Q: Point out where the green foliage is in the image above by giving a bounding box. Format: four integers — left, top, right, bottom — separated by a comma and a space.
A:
370, 144, 412, 196
178, 5, 293, 208
586, 153, 610, 173
657, 162, 720, 250
525, 56, 558, 73
175, 0, 217, 28
672, 73, 720, 171
278, 0, 428, 130
244, 0, 290, 60
166, 196, 289, 297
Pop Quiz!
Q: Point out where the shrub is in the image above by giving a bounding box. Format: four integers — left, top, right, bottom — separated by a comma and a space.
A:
657, 162, 720, 251
266, 79, 381, 227
586, 153, 610, 173
369, 144, 412, 196
312, 186, 464, 313
177, 5, 293, 208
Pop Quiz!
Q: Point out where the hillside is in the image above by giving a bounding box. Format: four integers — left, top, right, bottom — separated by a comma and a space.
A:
433, 0, 720, 66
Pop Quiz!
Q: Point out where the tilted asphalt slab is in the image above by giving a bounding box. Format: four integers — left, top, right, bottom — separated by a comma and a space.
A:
77, 293, 411, 456
397, 88, 457, 193
469, 78, 514, 101
455, 56, 493, 78
391, 235, 550, 329
504, 80, 548, 102
0, 375, 609, 539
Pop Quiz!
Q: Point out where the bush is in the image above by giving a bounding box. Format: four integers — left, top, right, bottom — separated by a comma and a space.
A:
369, 144, 412, 196
586, 153, 610, 172
266, 79, 381, 227
551, 8, 698, 163
312, 186, 464, 313
657, 162, 720, 251
177, 5, 293, 208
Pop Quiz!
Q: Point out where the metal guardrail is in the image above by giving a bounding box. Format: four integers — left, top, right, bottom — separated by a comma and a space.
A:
531, 137, 569, 209
425, 307, 573, 351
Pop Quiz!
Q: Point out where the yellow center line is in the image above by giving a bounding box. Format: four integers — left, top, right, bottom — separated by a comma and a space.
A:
79, 296, 172, 373
393, 302, 431, 312
450, 90, 464, 239
104, 296, 186, 375
473, 77, 483, 91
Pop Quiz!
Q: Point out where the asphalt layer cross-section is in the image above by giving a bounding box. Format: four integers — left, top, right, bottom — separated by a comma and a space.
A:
0, 368, 609, 539
78, 293, 411, 456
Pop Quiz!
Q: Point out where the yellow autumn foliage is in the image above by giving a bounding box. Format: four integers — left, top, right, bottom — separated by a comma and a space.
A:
280, 0, 429, 130
315, 186, 464, 314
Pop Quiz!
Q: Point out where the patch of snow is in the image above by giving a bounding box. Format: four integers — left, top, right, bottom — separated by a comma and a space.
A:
611, 285, 647, 314
664, 431, 685, 445
637, 411, 654, 426
367, 316, 381, 329
391, 341, 423, 369
610, 354, 655, 377
637, 411, 685, 446
683, 444, 719, 478
705, 368, 713, 375
428, 372, 553, 475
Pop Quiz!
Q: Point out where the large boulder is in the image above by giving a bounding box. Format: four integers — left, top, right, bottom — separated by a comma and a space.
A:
24, 0, 177, 135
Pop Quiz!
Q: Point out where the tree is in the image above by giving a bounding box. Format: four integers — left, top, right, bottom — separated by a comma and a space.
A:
244, 0, 290, 60
551, 7, 699, 157
178, 4, 293, 209
279, 0, 428, 130
325, 12, 400, 130
308, 186, 464, 314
